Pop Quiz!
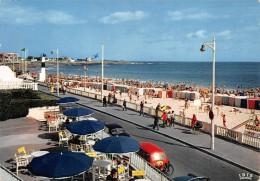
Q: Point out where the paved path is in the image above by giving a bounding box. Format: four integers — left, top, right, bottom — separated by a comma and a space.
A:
39, 85, 260, 176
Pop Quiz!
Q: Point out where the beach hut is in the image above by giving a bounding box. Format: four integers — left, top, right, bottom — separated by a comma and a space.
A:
180, 91, 186, 99
235, 97, 243, 107
241, 98, 250, 108
228, 97, 235, 106
185, 92, 191, 100
248, 99, 257, 109
158, 91, 166, 98
177, 91, 182, 99
255, 100, 260, 110
172, 92, 177, 99
190, 92, 200, 101
215, 95, 223, 105
167, 90, 173, 98
222, 95, 229, 105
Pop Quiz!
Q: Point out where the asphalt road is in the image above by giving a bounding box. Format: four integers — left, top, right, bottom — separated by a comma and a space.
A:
91, 110, 257, 181
38, 85, 259, 181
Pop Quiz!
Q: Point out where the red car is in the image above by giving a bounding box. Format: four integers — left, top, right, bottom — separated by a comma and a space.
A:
137, 142, 174, 176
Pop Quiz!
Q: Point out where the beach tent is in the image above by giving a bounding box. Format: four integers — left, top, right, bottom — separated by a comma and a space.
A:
235, 97, 243, 107
228, 97, 235, 106
241, 98, 250, 108
248, 99, 257, 109
222, 95, 229, 105
172, 92, 177, 99
177, 91, 181, 99
185, 92, 191, 100
255, 100, 260, 110
190, 92, 200, 101
215, 95, 223, 105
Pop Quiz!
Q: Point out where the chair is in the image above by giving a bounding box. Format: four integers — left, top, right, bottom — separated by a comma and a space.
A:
70, 143, 85, 152
118, 167, 126, 181
58, 131, 69, 146
17, 147, 34, 157
49, 120, 59, 132
14, 154, 29, 175
85, 152, 102, 160
132, 170, 146, 179
119, 155, 130, 177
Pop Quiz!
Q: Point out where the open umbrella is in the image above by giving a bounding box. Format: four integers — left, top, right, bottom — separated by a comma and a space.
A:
28, 151, 93, 179
66, 120, 105, 135
63, 107, 94, 117
201, 90, 208, 94
161, 106, 172, 111
57, 97, 80, 104
93, 136, 140, 154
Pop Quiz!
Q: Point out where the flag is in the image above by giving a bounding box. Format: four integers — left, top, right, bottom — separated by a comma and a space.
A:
93, 53, 98, 59
21, 48, 25, 51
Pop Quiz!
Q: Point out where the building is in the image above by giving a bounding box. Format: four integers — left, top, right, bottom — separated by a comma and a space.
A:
0, 53, 18, 63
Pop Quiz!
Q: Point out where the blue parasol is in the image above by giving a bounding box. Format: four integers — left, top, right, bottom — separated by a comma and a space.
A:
66, 120, 105, 135
63, 107, 94, 117
28, 151, 93, 179
93, 136, 140, 154
56, 97, 80, 104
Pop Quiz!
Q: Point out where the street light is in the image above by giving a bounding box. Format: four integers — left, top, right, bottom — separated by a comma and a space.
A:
51, 49, 59, 95
200, 38, 216, 150
84, 65, 88, 91
101, 42, 104, 103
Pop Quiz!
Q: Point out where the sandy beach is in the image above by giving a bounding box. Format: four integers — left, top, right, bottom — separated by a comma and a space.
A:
74, 86, 260, 133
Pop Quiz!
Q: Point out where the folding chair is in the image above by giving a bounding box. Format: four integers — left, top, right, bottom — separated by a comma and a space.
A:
14, 154, 29, 175
58, 131, 69, 146
132, 170, 146, 179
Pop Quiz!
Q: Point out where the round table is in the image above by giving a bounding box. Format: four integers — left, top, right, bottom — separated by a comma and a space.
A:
92, 160, 111, 181
31, 151, 49, 157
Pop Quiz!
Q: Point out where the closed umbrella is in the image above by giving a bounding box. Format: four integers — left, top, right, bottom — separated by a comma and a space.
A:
28, 151, 93, 179
66, 120, 105, 135
63, 107, 94, 117
56, 97, 79, 104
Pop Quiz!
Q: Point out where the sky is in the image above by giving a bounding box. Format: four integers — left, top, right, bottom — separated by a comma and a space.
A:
0, 0, 260, 62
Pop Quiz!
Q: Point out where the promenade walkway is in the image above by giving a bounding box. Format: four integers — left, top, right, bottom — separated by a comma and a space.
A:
38, 85, 260, 176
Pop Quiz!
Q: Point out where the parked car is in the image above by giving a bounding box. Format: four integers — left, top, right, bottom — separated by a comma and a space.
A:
105, 123, 130, 137
137, 142, 174, 176
172, 173, 210, 181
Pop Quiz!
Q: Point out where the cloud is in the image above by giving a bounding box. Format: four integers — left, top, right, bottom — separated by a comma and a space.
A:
187, 30, 207, 38
167, 9, 229, 21
100, 11, 148, 24
215, 30, 231, 39
0, 5, 86, 25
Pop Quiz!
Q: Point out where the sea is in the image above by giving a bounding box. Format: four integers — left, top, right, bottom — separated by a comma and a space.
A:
29, 62, 260, 91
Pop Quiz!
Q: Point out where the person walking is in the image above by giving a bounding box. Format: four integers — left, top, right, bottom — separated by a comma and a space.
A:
191, 114, 197, 133
161, 112, 167, 128
221, 113, 227, 128
155, 103, 161, 116
140, 101, 144, 116
153, 115, 159, 130
103, 96, 107, 107
170, 111, 175, 127
123, 99, 127, 111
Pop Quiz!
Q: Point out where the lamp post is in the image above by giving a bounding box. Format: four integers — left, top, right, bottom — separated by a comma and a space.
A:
200, 38, 216, 150
51, 49, 59, 95
84, 65, 88, 91
101, 42, 104, 102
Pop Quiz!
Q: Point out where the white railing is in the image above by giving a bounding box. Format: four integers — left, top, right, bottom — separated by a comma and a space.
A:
242, 134, 260, 148
217, 126, 240, 141
0, 82, 38, 90
130, 153, 171, 181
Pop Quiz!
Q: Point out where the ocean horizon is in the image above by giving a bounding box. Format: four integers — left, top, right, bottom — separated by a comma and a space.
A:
29, 61, 260, 91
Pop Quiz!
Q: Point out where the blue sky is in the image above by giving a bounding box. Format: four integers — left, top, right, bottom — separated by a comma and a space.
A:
0, 0, 259, 62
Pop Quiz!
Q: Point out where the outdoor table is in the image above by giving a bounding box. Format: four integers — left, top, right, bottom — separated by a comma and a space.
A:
19, 154, 33, 159
92, 160, 111, 181
31, 151, 49, 157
